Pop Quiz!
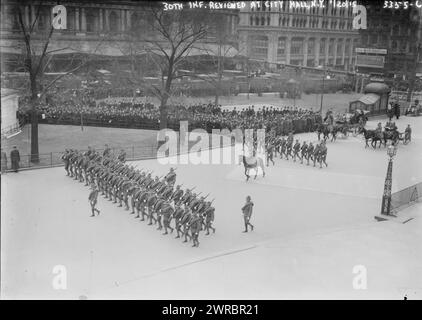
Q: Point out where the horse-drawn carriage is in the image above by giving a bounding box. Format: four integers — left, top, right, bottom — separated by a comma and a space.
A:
358, 126, 410, 148
316, 110, 368, 142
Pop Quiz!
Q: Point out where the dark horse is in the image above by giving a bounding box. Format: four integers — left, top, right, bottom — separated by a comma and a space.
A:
358, 127, 383, 148
316, 123, 337, 142
242, 155, 265, 181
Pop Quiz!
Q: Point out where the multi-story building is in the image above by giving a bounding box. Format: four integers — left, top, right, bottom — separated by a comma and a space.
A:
237, 0, 360, 71
0, 1, 238, 73
357, 0, 420, 83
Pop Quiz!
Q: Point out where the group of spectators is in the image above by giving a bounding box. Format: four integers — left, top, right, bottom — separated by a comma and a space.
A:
19, 96, 322, 135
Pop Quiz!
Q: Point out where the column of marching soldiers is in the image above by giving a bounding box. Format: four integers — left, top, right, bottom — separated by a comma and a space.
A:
62, 148, 216, 248
266, 132, 328, 168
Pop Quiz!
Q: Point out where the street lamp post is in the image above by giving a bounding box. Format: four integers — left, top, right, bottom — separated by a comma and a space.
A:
381, 144, 398, 216
319, 71, 330, 114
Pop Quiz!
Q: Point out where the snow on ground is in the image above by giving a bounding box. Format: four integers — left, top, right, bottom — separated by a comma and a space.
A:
1, 115, 421, 299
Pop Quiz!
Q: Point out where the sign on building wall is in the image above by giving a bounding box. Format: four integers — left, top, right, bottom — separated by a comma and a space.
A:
356, 54, 385, 68
356, 48, 387, 55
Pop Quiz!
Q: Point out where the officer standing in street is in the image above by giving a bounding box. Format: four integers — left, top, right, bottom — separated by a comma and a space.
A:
88, 184, 101, 217
241, 195, 254, 233
10, 146, 20, 173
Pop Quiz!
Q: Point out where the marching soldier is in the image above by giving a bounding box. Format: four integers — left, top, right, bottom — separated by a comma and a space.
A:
286, 133, 293, 160
173, 204, 185, 238
165, 167, 177, 186
293, 139, 301, 162
266, 143, 275, 166
171, 185, 184, 205
146, 192, 159, 225
117, 149, 126, 162
180, 206, 193, 243
280, 136, 287, 159
306, 142, 314, 166
138, 189, 151, 221
190, 212, 202, 247
313, 143, 321, 167
131, 185, 143, 215
154, 196, 167, 230
161, 202, 174, 235
160, 184, 174, 201
319, 141, 328, 168
300, 141, 308, 164
103, 144, 112, 157
203, 202, 216, 235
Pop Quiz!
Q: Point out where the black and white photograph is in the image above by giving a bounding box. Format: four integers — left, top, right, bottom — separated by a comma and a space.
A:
1, 0, 421, 302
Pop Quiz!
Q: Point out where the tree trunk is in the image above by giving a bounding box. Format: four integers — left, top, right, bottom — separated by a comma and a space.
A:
30, 77, 39, 163
159, 95, 169, 130
214, 82, 220, 107
30, 108, 39, 163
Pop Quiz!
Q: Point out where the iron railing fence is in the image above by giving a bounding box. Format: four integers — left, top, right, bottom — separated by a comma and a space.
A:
1, 134, 236, 172
391, 182, 422, 213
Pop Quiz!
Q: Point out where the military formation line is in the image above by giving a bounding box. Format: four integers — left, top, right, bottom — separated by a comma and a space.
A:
265, 133, 328, 168
62, 146, 216, 247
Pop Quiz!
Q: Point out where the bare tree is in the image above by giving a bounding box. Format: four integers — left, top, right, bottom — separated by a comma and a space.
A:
14, 2, 99, 162
189, 38, 241, 107
128, 7, 209, 129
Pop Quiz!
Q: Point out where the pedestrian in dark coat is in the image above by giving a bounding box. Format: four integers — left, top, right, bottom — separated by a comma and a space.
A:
394, 103, 401, 120
10, 146, 20, 173
1, 149, 7, 174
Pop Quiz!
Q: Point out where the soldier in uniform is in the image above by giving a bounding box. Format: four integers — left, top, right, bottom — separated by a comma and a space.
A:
153, 196, 167, 230
161, 202, 174, 235
293, 139, 301, 162
103, 144, 112, 158
189, 212, 202, 247
300, 141, 308, 164
285, 133, 293, 160
203, 202, 216, 235
280, 136, 287, 159
266, 143, 275, 166
88, 185, 100, 217
241, 195, 254, 232
117, 149, 126, 162
138, 189, 151, 221
131, 185, 143, 215
171, 185, 184, 204
160, 184, 174, 201
165, 167, 177, 186
319, 141, 328, 168
173, 204, 185, 238
180, 206, 193, 243
62, 149, 71, 176
313, 143, 321, 167
306, 142, 314, 166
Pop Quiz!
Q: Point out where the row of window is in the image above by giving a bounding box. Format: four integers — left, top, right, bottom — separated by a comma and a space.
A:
249, 14, 353, 30
249, 35, 356, 59
3, 5, 234, 36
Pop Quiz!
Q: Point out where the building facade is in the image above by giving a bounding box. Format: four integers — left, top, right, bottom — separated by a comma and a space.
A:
237, 1, 360, 71
0, 1, 239, 72
357, 1, 420, 80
